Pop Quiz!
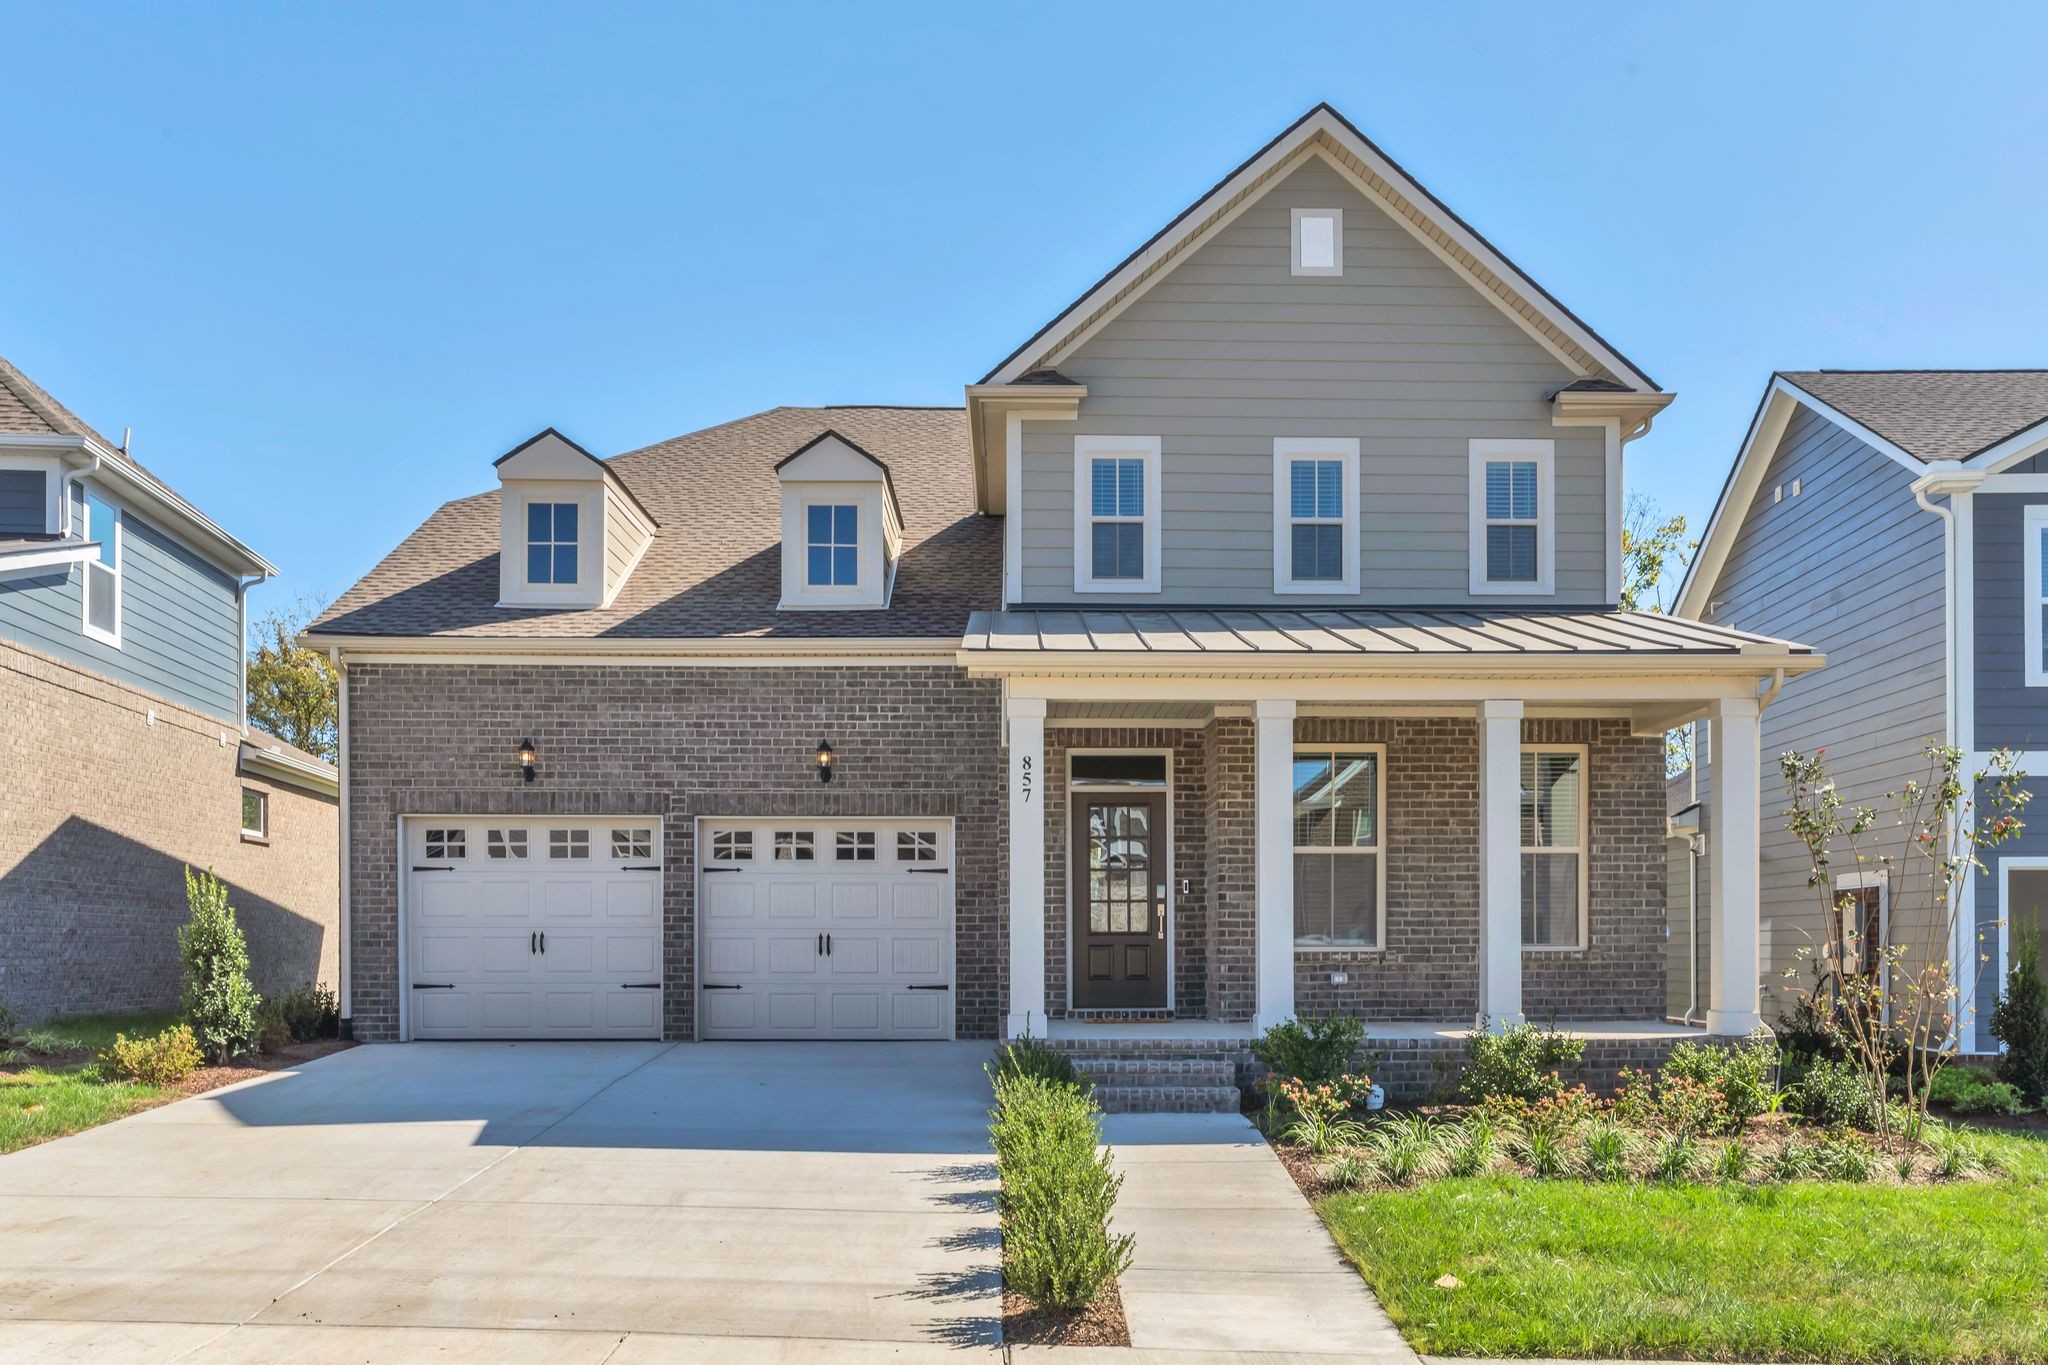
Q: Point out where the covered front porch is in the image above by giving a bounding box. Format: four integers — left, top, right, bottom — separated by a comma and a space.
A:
961, 607, 1822, 1049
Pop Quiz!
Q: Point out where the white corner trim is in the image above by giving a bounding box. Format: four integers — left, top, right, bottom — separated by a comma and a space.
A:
1271, 437, 1360, 594
1467, 438, 1555, 597
1073, 435, 1162, 594
2024, 504, 2048, 688
1289, 207, 1343, 277
1004, 410, 1024, 608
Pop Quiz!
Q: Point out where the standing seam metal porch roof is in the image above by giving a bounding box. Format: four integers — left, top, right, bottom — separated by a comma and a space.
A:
962, 608, 1814, 660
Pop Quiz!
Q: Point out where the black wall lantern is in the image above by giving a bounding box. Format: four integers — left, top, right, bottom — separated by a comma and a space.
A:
815, 737, 835, 784
518, 737, 537, 783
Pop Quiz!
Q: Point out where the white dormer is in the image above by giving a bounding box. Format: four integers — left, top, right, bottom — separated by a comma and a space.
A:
495, 428, 656, 609
775, 430, 901, 611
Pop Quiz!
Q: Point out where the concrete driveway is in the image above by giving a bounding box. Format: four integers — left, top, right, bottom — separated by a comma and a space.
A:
0, 1041, 1000, 1362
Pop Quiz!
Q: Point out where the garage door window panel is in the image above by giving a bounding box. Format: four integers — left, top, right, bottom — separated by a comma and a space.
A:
550, 829, 591, 860
486, 829, 528, 860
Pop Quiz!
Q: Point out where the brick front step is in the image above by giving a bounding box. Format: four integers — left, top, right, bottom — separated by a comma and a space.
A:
1094, 1083, 1243, 1114
1073, 1055, 1237, 1084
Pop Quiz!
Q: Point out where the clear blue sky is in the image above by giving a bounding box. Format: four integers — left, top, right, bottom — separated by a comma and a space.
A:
4, 3, 2043, 622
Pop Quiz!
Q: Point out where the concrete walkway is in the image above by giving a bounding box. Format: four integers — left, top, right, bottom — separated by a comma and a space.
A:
0, 1041, 1001, 1360
1101, 1112, 1414, 1360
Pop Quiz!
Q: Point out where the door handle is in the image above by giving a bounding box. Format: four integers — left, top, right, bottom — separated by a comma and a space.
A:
817, 932, 824, 955
539, 932, 546, 954
826, 933, 832, 955
531, 931, 538, 955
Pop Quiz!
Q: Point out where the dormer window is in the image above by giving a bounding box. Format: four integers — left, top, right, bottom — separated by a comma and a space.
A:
526, 501, 579, 585
806, 503, 859, 588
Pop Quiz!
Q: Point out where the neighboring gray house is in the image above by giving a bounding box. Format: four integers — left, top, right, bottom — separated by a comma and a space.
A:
0, 355, 340, 1023
305, 105, 1815, 1104
1677, 370, 2048, 1053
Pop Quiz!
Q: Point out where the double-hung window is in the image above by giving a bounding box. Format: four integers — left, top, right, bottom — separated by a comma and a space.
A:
2024, 505, 2048, 685
806, 503, 859, 588
1521, 746, 1586, 949
1073, 436, 1160, 592
1291, 746, 1384, 948
1272, 438, 1358, 592
1469, 439, 1554, 594
79, 487, 121, 645
526, 501, 579, 585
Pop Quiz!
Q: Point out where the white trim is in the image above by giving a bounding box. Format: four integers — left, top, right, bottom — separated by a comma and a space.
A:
986, 109, 1658, 391
1468, 438, 1555, 596
336, 658, 350, 1027
1520, 742, 1590, 952
1994, 856, 2048, 1056
1253, 698, 1297, 1031
1289, 742, 1386, 952
2024, 505, 2048, 687
237, 740, 340, 797
1973, 419, 2048, 474
303, 635, 962, 664
1289, 206, 1343, 277
1007, 695, 1048, 1038
78, 488, 122, 648
1063, 748, 1176, 1013
1829, 868, 1890, 1009
1476, 698, 1524, 1026
0, 453, 63, 533
0, 540, 96, 577
1073, 435, 1162, 594
1272, 438, 1360, 594
498, 482, 604, 609
1956, 489, 1975, 752
1004, 410, 1024, 607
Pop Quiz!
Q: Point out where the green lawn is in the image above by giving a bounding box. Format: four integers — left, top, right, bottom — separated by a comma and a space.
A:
1317, 1129, 2048, 1364
0, 1011, 181, 1156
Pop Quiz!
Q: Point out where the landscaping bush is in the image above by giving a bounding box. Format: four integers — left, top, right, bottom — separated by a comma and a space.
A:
1458, 1020, 1585, 1102
1277, 1076, 1369, 1153
177, 867, 261, 1064
254, 1000, 292, 1054
1251, 1013, 1365, 1088
100, 1024, 202, 1086
1614, 1068, 1736, 1138
1925, 1065, 2028, 1116
1663, 1033, 1781, 1123
989, 1072, 1133, 1310
274, 981, 340, 1042
1788, 1056, 1876, 1129
988, 1033, 1081, 1091
1989, 929, 2048, 1106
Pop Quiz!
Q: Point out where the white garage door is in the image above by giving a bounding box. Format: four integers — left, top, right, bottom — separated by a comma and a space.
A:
698, 818, 954, 1040
404, 817, 663, 1040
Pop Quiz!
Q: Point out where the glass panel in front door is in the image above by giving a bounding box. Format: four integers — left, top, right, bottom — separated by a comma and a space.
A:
1088, 803, 1153, 935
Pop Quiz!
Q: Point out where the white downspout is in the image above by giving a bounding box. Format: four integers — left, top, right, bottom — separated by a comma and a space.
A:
1914, 474, 1965, 1050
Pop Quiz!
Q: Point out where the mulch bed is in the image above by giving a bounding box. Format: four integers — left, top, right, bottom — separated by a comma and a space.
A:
1003, 1283, 1130, 1347
172, 1038, 355, 1095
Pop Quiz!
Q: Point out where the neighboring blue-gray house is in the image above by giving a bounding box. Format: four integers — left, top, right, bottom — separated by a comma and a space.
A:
0, 353, 339, 1024
1677, 369, 2048, 1054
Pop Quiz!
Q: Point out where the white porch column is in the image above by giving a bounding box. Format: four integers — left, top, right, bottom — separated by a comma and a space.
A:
1005, 696, 1047, 1040
1476, 699, 1525, 1029
1254, 699, 1298, 1031
1707, 696, 1764, 1035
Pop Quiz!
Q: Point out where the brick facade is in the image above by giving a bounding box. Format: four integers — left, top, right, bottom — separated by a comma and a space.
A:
343, 662, 1005, 1042
0, 638, 339, 1024
343, 661, 1666, 1041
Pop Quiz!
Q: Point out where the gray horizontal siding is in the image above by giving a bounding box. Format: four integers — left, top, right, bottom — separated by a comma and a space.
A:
1972, 491, 2048, 749
1695, 404, 1947, 1023
1019, 156, 1605, 607
0, 469, 46, 534
0, 477, 242, 721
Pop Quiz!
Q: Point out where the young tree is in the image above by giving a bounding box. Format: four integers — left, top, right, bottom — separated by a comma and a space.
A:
1620, 494, 1697, 775
1780, 744, 2029, 1135
246, 595, 338, 761
178, 867, 262, 1064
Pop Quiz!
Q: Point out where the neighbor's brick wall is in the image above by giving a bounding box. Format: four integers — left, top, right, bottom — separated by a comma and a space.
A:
343, 663, 1004, 1042
0, 637, 339, 1023
1041, 728, 1208, 1017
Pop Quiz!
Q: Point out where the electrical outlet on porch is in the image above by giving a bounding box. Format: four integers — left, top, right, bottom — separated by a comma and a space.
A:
1329, 970, 1349, 985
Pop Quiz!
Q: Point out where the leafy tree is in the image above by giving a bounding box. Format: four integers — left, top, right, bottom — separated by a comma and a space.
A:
1621, 494, 1696, 775
178, 866, 262, 1064
246, 596, 338, 760
1989, 927, 2048, 1104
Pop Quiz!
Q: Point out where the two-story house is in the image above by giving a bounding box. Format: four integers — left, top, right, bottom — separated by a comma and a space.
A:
1677, 370, 2048, 1056
305, 105, 1816, 1101
0, 354, 339, 1024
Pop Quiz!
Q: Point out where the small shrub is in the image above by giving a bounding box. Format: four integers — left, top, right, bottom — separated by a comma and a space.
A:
1444, 1114, 1500, 1177
1769, 1139, 1820, 1181
1365, 1115, 1446, 1186
178, 867, 261, 1064
1665, 1033, 1781, 1124
1517, 1125, 1568, 1178
1928, 1123, 1986, 1180
1252, 1015, 1365, 1090
100, 1024, 202, 1086
1990, 928, 2048, 1106
1789, 1056, 1875, 1129
1774, 990, 1848, 1068
254, 1000, 291, 1055
1926, 1066, 2027, 1116
1649, 1133, 1700, 1182
1458, 1020, 1586, 1103
1820, 1136, 1874, 1183
1894, 1149, 1919, 1182
989, 1073, 1134, 1310
1715, 1137, 1752, 1183
274, 981, 340, 1042
1324, 1151, 1375, 1191
989, 1034, 1081, 1091
1579, 1120, 1632, 1181
1278, 1076, 1371, 1153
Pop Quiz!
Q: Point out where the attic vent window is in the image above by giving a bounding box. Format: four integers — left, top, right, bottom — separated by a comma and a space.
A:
1291, 208, 1343, 277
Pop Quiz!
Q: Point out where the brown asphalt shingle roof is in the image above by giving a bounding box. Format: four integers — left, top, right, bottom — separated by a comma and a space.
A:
1781, 369, 2048, 463
309, 406, 1000, 641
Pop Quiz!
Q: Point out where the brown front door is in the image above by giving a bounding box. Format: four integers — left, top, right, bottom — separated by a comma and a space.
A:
1071, 794, 1168, 1009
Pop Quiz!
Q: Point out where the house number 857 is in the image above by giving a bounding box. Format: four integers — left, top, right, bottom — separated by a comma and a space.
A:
1019, 754, 1034, 803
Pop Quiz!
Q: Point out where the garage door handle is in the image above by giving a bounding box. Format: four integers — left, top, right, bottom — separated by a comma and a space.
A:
702, 867, 739, 874
622, 982, 660, 990
703, 983, 742, 990
622, 864, 662, 871
412, 983, 455, 990
411, 866, 451, 872
907, 867, 949, 874
906, 984, 951, 991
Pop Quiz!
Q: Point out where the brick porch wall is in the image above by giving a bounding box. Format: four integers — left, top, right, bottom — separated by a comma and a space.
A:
342, 662, 1004, 1042
0, 638, 339, 1023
